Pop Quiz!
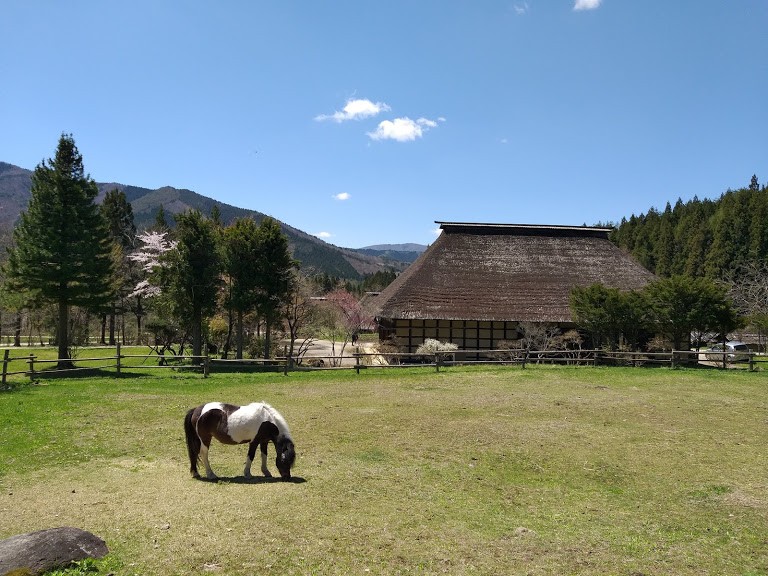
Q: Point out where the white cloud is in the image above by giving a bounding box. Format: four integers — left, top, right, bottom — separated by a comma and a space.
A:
513, 2, 529, 15
573, 0, 602, 10
315, 98, 390, 122
367, 117, 441, 142
334, 192, 351, 201
315, 231, 332, 239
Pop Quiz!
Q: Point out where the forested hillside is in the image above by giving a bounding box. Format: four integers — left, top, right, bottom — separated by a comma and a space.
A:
611, 175, 767, 280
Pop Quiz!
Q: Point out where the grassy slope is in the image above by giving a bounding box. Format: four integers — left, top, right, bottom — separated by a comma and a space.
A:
0, 366, 767, 575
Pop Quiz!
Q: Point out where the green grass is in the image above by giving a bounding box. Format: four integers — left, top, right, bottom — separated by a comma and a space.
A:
1, 365, 767, 575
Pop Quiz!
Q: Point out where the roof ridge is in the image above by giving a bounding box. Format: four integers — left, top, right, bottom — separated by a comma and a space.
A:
436, 221, 613, 233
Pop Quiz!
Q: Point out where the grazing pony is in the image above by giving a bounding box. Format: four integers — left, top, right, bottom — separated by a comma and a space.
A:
184, 401, 296, 480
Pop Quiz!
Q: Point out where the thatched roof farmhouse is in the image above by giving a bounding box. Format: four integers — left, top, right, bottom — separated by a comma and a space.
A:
369, 222, 656, 353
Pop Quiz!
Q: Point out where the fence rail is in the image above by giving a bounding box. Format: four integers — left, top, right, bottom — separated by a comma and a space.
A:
1, 345, 764, 386
351, 348, 764, 372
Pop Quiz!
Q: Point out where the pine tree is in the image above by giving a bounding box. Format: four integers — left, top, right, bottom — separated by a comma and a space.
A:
101, 189, 137, 250
223, 217, 262, 358
653, 203, 675, 277
154, 205, 169, 232
676, 199, 711, 277
749, 189, 768, 260
254, 217, 295, 358
6, 134, 115, 367
100, 189, 137, 344
162, 210, 222, 357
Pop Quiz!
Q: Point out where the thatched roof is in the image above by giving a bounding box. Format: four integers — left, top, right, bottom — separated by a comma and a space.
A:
370, 222, 656, 323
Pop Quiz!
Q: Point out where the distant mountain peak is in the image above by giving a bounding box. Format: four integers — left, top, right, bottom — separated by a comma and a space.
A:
0, 161, 416, 279
361, 243, 427, 252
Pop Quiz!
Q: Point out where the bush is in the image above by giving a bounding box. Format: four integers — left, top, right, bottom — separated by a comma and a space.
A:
416, 338, 458, 354
246, 336, 282, 359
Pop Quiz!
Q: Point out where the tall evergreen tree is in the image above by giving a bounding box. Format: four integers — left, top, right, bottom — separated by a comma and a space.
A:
5, 134, 115, 367
748, 186, 768, 260
679, 200, 711, 277
254, 217, 295, 358
653, 203, 675, 277
154, 205, 169, 232
162, 210, 222, 358
705, 191, 750, 277
100, 189, 138, 344
223, 217, 262, 358
101, 189, 137, 250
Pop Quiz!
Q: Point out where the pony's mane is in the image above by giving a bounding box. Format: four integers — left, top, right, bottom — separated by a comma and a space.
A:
260, 402, 292, 439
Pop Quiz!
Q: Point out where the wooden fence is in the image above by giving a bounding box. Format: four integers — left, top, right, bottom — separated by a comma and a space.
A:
350, 348, 765, 373
2, 345, 764, 385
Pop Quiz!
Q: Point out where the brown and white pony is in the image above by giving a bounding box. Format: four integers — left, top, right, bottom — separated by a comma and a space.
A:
184, 401, 296, 481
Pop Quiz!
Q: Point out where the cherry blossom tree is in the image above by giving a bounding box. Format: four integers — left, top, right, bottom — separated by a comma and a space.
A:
323, 288, 369, 366
127, 230, 177, 341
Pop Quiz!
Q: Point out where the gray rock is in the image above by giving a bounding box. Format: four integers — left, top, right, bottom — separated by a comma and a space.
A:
0, 527, 108, 576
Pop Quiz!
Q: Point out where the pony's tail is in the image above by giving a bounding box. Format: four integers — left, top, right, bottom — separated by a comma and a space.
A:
184, 408, 201, 478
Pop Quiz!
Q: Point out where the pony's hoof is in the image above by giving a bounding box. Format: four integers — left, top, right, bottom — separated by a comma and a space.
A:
206, 473, 218, 480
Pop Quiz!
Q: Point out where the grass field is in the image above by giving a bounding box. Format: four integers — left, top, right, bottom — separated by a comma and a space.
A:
0, 365, 767, 575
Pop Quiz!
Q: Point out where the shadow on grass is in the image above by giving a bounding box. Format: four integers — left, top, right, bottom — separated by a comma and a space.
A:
196, 476, 307, 485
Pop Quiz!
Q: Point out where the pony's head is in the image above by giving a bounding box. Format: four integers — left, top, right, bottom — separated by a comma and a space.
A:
275, 436, 296, 480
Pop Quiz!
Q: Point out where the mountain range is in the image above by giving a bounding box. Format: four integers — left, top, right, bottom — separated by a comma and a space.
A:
0, 162, 426, 279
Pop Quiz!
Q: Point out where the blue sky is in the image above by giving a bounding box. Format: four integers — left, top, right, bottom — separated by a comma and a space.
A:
1, 1, 766, 248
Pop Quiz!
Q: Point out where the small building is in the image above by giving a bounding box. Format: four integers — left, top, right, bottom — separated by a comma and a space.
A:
369, 222, 656, 353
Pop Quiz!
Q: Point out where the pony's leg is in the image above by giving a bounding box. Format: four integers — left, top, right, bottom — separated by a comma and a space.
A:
260, 441, 272, 477
199, 443, 217, 480
244, 440, 258, 478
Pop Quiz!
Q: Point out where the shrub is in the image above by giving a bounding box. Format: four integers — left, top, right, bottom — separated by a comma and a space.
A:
416, 338, 458, 354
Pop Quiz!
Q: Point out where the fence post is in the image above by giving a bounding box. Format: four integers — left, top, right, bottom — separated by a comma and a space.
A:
203, 350, 210, 378
116, 342, 122, 375
1, 349, 8, 387
27, 353, 36, 380
355, 353, 361, 375
435, 352, 440, 372
671, 351, 676, 369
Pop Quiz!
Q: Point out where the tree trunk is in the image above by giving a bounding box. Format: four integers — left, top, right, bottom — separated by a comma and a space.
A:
109, 312, 116, 345
135, 295, 143, 344
57, 301, 73, 369
286, 331, 296, 373
13, 312, 22, 347
236, 310, 244, 359
264, 319, 271, 359
221, 305, 233, 360
192, 308, 203, 358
